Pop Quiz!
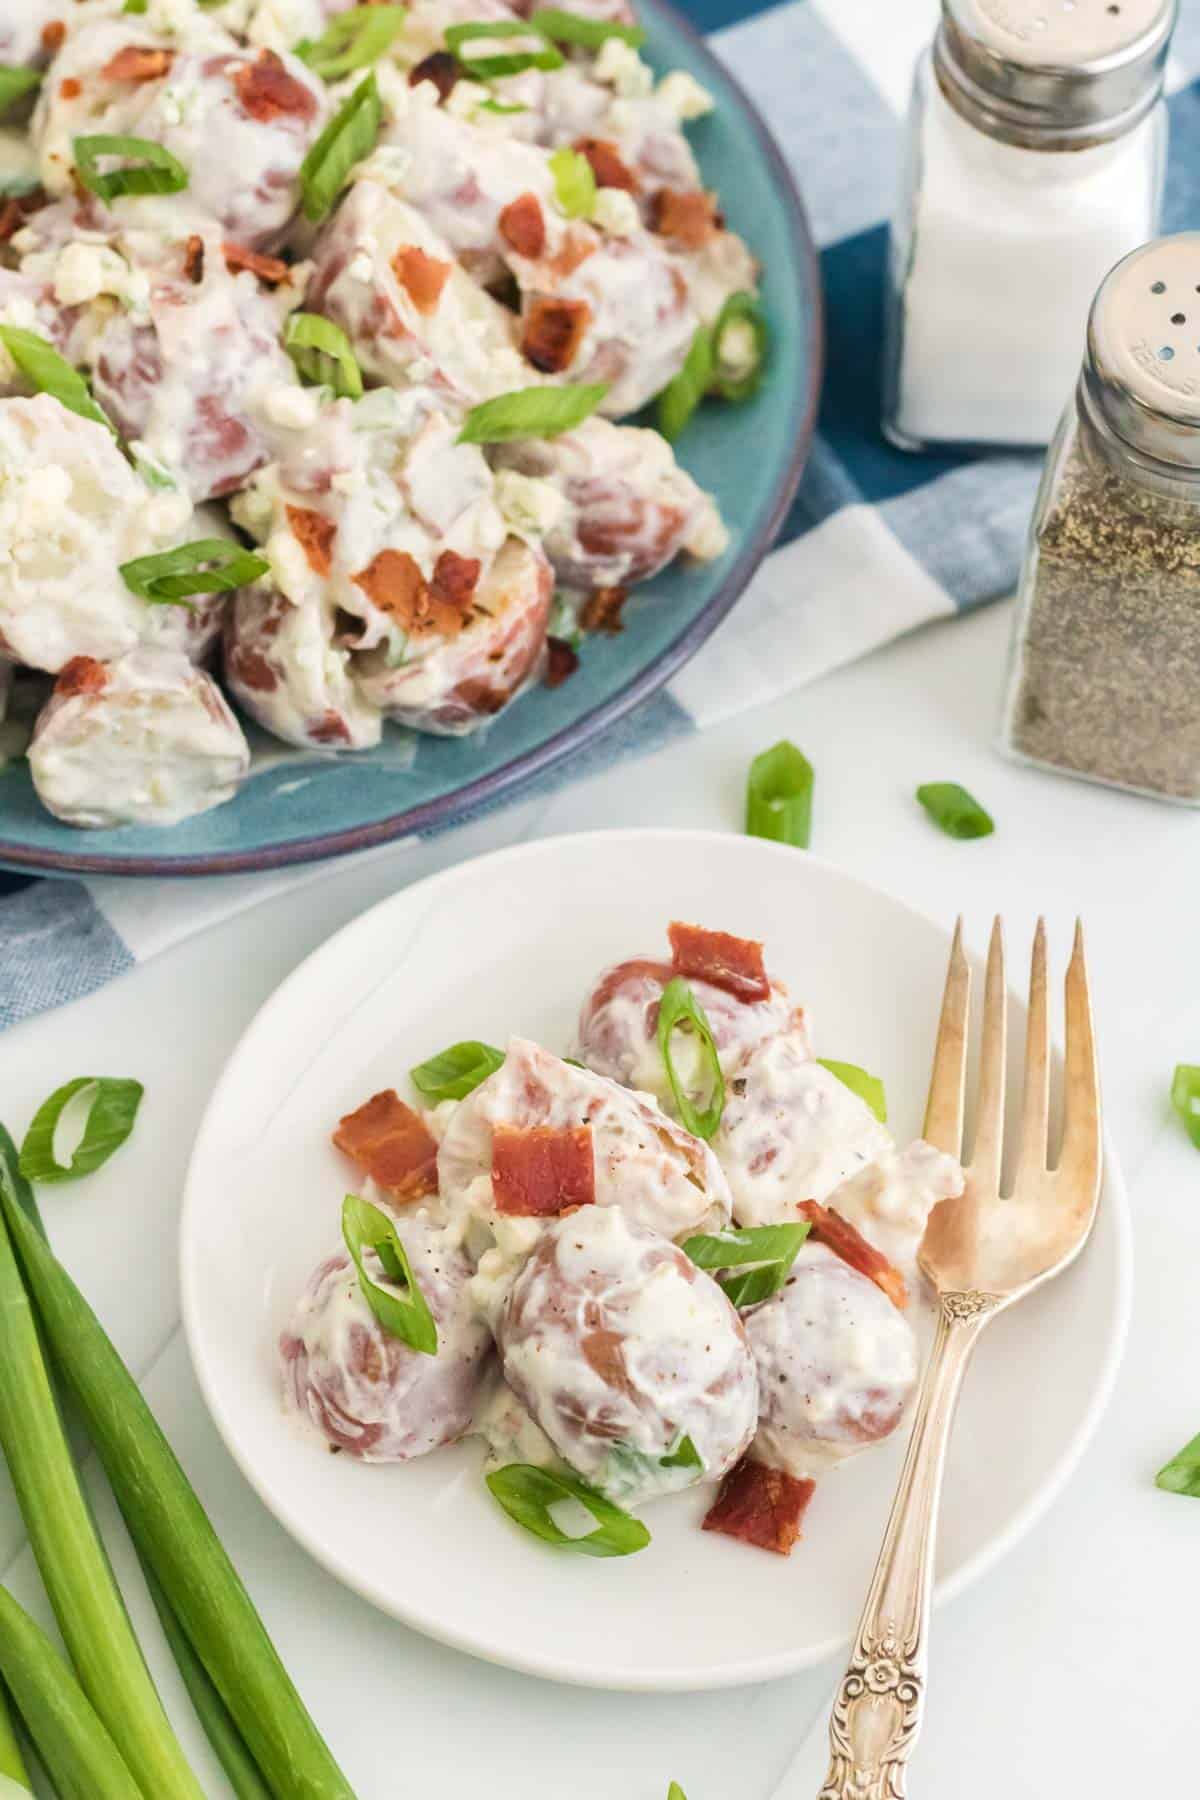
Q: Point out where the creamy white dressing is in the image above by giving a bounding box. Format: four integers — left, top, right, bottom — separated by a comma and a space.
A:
823, 1140, 965, 1294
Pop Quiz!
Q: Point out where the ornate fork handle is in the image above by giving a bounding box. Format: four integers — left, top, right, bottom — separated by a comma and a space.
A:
818, 1290, 1002, 1800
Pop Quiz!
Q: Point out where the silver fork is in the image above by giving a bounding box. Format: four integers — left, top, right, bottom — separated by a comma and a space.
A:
816, 918, 1103, 1799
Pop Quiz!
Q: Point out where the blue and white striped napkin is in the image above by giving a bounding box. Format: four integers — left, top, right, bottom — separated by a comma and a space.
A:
7, 0, 1200, 1031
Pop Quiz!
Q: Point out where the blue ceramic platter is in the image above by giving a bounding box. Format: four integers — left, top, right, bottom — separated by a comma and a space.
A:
0, 2, 821, 875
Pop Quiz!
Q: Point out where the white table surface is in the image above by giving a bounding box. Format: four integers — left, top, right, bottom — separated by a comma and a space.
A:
2, 597, 1195, 1798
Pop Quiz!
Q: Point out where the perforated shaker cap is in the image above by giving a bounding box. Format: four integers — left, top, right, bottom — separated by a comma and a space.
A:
1084, 236, 1200, 470
935, 0, 1176, 145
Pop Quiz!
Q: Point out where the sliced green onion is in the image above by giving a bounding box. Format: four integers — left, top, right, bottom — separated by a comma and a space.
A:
410, 1040, 504, 1103
0, 1127, 357, 1800
0, 1680, 28, 1791
0, 327, 116, 435
1156, 1430, 1200, 1497
656, 977, 724, 1141
74, 135, 188, 203
295, 4, 406, 79
668, 1786, 687, 1800
119, 541, 269, 605
444, 19, 564, 78
1170, 1064, 1200, 1149
0, 1132, 205, 1800
656, 323, 713, 442
531, 9, 645, 49
122, 0, 149, 12
284, 311, 363, 398
746, 739, 813, 849
0, 68, 41, 116
0, 1587, 140, 1799
486, 1464, 650, 1557
18, 1079, 143, 1185
660, 1433, 702, 1470
459, 382, 607, 444
916, 782, 994, 840
342, 1193, 437, 1355
549, 145, 595, 219
478, 98, 528, 114
300, 71, 380, 223
710, 291, 767, 403
817, 1058, 887, 1124
682, 1221, 810, 1308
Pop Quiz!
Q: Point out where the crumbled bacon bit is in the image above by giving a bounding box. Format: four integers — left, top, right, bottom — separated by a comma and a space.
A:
430, 549, 481, 608
351, 550, 467, 640
573, 137, 638, 194
222, 241, 290, 285
702, 1458, 815, 1555
333, 1090, 439, 1200
649, 188, 720, 250
232, 50, 317, 123
492, 1124, 595, 1216
499, 192, 546, 261
544, 636, 579, 689
286, 506, 337, 578
60, 77, 82, 99
408, 50, 460, 103
521, 296, 591, 374
391, 246, 451, 315
668, 921, 770, 1003
54, 656, 107, 700
798, 1201, 909, 1311
182, 233, 205, 282
41, 19, 67, 52
102, 45, 175, 84
580, 586, 628, 636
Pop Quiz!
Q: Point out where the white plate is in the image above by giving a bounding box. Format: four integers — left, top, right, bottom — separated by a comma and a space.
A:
180, 829, 1131, 1692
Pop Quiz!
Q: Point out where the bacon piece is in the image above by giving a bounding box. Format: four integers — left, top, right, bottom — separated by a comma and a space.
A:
54, 656, 108, 700
798, 1201, 909, 1312
333, 1089, 439, 1200
102, 45, 175, 84
391, 246, 451, 315
544, 637, 579, 689
668, 921, 770, 1003
408, 50, 460, 102
351, 550, 467, 640
232, 49, 317, 123
41, 20, 67, 52
286, 505, 337, 578
499, 192, 546, 261
182, 233, 205, 282
429, 550, 481, 608
492, 1124, 595, 1217
573, 137, 638, 194
60, 77, 81, 99
521, 297, 590, 374
649, 188, 720, 250
702, 1457, 815, 1555
580, 586, 629, 636
222, 241, 290, 285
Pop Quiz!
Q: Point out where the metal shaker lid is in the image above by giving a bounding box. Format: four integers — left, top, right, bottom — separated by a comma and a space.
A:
934, 0, 1176, 147
1084, 235, 1200, 470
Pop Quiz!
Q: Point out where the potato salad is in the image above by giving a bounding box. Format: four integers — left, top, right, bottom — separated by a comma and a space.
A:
0, 0, 765, 829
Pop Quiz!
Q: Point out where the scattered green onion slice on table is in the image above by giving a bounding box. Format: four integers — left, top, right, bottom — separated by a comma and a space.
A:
74, 135, 188, 202
710, 291, 768, 402
1170, 1063, 1200, 1148
299, 71, 381, 222
458, 383, 608, 444
746, 738, 813, 848
656, 977, 724, 1140
444, 20, 564, 78
916, 781, 994, 840
0, 67, 41, 115
817, 1057, 887, 1124
656, 323, 713, 442
283, 311, 363, 398
120, 541, 269, 605
19, 1078, 144, 1184
549, 146, 596, 219
342, 1193, 438, 1354
660, 1433, 702, 1470
1156, 1430, 1200, 1497
682, 1222, 810, 1308
485, 1464, 650, 1557
531, 9, 645, 48
410, 1040, 504, 1103
295, 4, 406, 79
0, 327, 116, 434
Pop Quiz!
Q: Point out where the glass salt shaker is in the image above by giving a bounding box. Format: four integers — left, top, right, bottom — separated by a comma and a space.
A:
883, 0, 1174, 454
1000, 233, 1200, 803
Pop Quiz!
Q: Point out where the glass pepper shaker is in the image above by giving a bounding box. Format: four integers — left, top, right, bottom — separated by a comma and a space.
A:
1000, 233, 1200, 804
883, 0, 1174, 455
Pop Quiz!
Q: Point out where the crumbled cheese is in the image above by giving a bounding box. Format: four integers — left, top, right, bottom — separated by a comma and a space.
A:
52, 243, 137, 311
266, 526, 314, 601
594, 38, 654, 98
141, 491, 194, 540
494, 470, 567, 538
592, 186, 640, 237
244, 0, 326, 52
265, 384, 322, 431
656, 70, 716, 122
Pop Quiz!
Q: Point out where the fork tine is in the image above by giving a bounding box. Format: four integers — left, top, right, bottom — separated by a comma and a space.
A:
1016, 918, 1050, 1175
970, 917, 1007, 1190
922, 917, 969, 1158
1059, 919, 1102, 1193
